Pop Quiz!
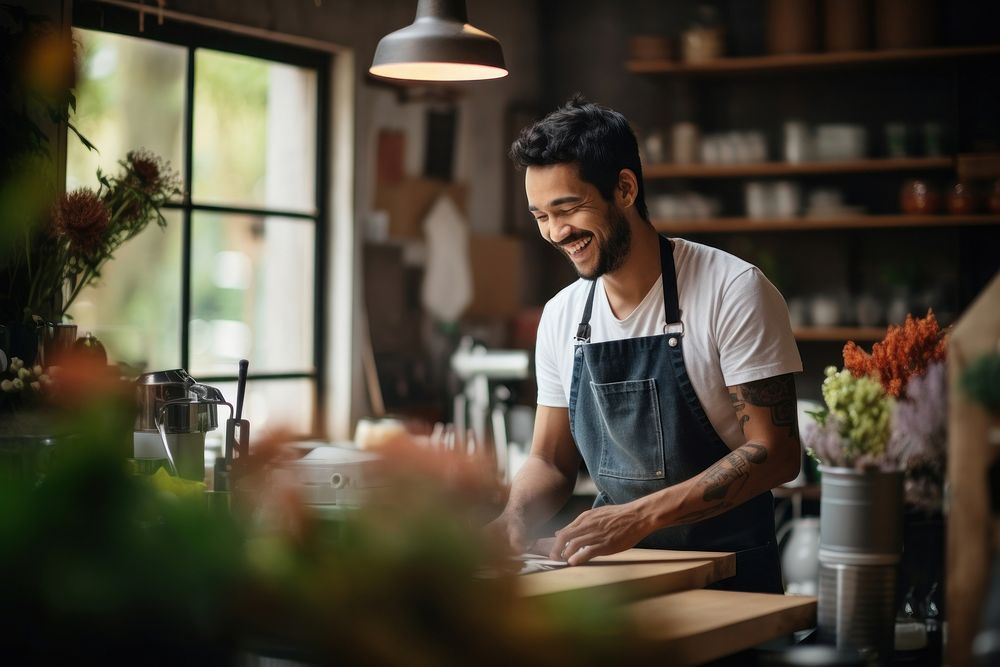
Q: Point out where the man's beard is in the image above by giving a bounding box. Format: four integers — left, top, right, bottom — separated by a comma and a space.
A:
554, 205, 632, 280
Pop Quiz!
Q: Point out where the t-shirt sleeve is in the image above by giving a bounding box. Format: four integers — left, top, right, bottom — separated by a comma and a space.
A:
535, 301, 569, 408
716, 268, 802, 387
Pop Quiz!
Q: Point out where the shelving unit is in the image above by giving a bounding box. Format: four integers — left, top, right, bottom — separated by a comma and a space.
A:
626, 44, 1000, 76
793, 327, 885, 343
653, 214, 1000, 234
644, 157, 953, 179
619, 32, 1000, 395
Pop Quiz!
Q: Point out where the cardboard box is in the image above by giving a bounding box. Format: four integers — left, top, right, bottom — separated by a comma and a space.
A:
465, 234, 525, 320
373, 177, 467, 240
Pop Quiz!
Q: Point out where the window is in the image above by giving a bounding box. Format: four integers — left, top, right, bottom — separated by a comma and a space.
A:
66, 12, 329, 435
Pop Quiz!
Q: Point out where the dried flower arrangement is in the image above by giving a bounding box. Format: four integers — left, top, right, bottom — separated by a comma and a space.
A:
13, 149, 182, 322
803, 311, 949, 510
1, 6, 180, 325
843, 310, 948, 398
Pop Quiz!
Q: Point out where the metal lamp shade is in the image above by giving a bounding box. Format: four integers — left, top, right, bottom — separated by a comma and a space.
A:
370, 0, 507, 82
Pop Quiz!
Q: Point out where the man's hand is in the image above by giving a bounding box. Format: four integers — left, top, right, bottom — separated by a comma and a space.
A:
547, 501, 654, 565
484, 511, 532, 556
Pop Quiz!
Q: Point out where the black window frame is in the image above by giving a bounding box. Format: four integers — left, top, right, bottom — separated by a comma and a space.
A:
72, 3, 331, 435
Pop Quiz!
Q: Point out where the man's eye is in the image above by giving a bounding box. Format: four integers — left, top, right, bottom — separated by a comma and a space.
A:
534, 216, 547, 223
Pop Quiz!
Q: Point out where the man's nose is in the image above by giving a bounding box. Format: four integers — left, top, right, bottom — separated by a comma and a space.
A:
548, 222, 573, 245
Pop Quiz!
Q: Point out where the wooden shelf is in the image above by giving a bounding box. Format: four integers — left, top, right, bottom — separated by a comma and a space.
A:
793, 327, 886, 342
653, 214, 1000, 234
644, 157, 953, 179
626, 44, 1000, 76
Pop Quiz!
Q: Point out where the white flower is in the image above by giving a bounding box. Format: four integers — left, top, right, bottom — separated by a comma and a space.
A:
11, 378, 24, 391
0, 379, 12, 392
39, 374, 51, 385
32, 365, 43, 377
10, 357, 23, 372
17, 367, 31, 381
30, 382, 40, 392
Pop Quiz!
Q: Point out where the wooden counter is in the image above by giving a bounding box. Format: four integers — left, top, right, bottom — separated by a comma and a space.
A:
628, 589, 817, 665
518, 548, 735, 600
520, 548, 816, 663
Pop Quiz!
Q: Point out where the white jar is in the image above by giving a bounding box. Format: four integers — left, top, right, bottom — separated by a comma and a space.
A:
780, 517, 821, 595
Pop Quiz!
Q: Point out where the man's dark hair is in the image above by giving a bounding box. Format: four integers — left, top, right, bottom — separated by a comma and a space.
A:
509, 94, 649, 221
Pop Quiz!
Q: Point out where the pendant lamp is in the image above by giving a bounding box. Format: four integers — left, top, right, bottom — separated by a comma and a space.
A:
369, 0, 507, 82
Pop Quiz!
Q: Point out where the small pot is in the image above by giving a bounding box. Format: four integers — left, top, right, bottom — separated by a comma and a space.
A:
947, 181, 978, 215
900, 179, 941, 215
824, 0, 870, 52
875, 0, 940, 50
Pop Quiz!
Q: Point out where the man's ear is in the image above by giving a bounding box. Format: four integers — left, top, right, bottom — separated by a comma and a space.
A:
617, 169, 638, 207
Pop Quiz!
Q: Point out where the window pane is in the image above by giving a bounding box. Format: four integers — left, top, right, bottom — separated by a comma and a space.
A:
189, 212, 315, 375
67, 29, 186, 192
192, 49, 317, 213
67, 210, 183, 371
205, 378, 316, 440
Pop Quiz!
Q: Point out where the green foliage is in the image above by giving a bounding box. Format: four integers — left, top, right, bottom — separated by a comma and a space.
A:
0, 398, 637, 664
962, 352, 1000, 414
0, 5, 96, 321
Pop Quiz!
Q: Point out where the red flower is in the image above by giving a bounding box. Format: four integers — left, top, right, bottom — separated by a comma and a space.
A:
125, 148, 165, 193
50, 188, 111, 257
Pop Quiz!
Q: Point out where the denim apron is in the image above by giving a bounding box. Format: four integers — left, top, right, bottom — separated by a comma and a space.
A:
568, 235, 783, 593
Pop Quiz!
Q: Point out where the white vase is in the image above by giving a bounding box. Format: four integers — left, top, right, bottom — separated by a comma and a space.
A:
779, 517, 820, 595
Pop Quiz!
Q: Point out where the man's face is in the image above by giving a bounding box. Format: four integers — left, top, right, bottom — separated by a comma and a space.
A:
525, 163, 631, 280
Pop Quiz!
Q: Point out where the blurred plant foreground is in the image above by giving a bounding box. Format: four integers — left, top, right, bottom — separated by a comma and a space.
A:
0, 358, 645, 665
0, 10, 648, 663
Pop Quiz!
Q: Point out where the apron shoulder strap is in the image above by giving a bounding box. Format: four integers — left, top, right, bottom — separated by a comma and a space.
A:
574, 235, 682, 342
659, 235, 682, 327
575, 279, 598, 342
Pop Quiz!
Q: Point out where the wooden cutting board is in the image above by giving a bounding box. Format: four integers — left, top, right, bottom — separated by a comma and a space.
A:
518, 548, 735, 600
625, 589, 817, 665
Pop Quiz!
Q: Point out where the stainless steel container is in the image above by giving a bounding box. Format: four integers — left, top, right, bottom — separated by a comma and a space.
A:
818, 562, 897, 661
135, 369, 220, 434
819, 466, 903, 562
134, 369, 226, 481
817, 466, 904, 663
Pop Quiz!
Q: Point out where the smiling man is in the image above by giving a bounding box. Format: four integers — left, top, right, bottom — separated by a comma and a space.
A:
488, 96, 803, 593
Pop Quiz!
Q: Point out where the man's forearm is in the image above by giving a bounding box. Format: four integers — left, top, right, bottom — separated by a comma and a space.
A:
502, 454, 576, 530
641, 439, 798, 529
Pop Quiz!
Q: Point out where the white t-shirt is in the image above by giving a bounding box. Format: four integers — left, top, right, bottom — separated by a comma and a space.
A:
535, 237, 802, 451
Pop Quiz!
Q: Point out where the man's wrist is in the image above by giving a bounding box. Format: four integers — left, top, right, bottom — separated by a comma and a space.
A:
636, 489, 674, 534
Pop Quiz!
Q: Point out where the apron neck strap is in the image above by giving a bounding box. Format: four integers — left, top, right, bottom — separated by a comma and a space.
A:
575, 280, 598, 342
575, 234, 681, 342
659, 234, 682, 326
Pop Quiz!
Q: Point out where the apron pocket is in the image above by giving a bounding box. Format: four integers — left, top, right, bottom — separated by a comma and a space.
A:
591, 379, 666, 481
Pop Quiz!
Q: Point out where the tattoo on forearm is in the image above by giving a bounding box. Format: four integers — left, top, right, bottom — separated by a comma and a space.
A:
701, 443, 767, 501
738, 374, 798, 437
675, 376, 797, 526
674, 442, 769, 524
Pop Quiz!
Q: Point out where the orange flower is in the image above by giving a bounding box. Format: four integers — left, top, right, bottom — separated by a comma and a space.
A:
50, 188, 111, 257
843, 309, 947, 398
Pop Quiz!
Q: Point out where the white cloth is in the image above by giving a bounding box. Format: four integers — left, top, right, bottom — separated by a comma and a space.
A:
421, 194, 472, 322
535, 237, 802, 451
